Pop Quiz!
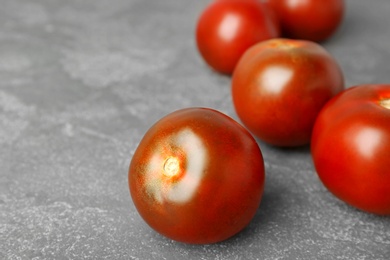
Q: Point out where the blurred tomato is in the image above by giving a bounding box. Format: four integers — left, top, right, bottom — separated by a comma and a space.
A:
311, 84, 390, 215
196, 0, 279, 74
232, 38, 344, 146
266, 0, 345, 42
129, 107, 265, 244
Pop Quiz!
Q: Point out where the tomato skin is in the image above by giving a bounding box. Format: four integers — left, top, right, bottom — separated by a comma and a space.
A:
266, 0, 345, 42
129, 108, 265, 244
232, 38, 344, 147
196, 0, 280, 74
311, 85, 390, 215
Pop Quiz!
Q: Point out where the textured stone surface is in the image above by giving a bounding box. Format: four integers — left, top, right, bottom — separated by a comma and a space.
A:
1, 0, 389, 259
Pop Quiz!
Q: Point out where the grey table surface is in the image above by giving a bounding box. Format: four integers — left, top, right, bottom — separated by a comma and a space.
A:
1, 0, 389, 259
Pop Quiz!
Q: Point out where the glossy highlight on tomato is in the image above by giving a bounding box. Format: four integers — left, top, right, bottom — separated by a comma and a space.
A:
266, 0, 345, 42
232, 38, 344, 147
196, 0, 279, 74
311, 84, 390, 215
129, 108, 265, 244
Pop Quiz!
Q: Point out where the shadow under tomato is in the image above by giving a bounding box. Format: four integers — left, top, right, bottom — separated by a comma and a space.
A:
256, 137, 311, 152
236, 184, 285, 236
219, 141, 313, 244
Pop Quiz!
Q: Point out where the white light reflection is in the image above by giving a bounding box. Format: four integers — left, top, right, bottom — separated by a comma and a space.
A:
354, 127, 383, 159
261, 66, 293, 94
218, 14, 240, 42
287, 0, 307, 9
167, 129, 207, 203
145, 128, 207, 204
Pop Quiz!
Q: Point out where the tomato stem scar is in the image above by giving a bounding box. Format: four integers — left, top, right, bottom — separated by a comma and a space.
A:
380, 99, 390, 109
163, 157, 180, 177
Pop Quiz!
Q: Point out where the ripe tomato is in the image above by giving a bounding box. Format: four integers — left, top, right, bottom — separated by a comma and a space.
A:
311, 85, 390, 215
196, 0, 280, 74
265, 0, 345, 42
231, 38, 344, 147
129, 108, 265, 244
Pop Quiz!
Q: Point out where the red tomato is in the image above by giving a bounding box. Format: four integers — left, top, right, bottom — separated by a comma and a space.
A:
311, 85, 390, 215
196, 0, 280, 74
232, 38, 344, 147
266, 0, 345, 42
129, 108, 265, 244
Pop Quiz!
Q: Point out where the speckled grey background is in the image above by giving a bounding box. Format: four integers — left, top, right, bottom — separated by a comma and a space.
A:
1, 0, 389, 259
